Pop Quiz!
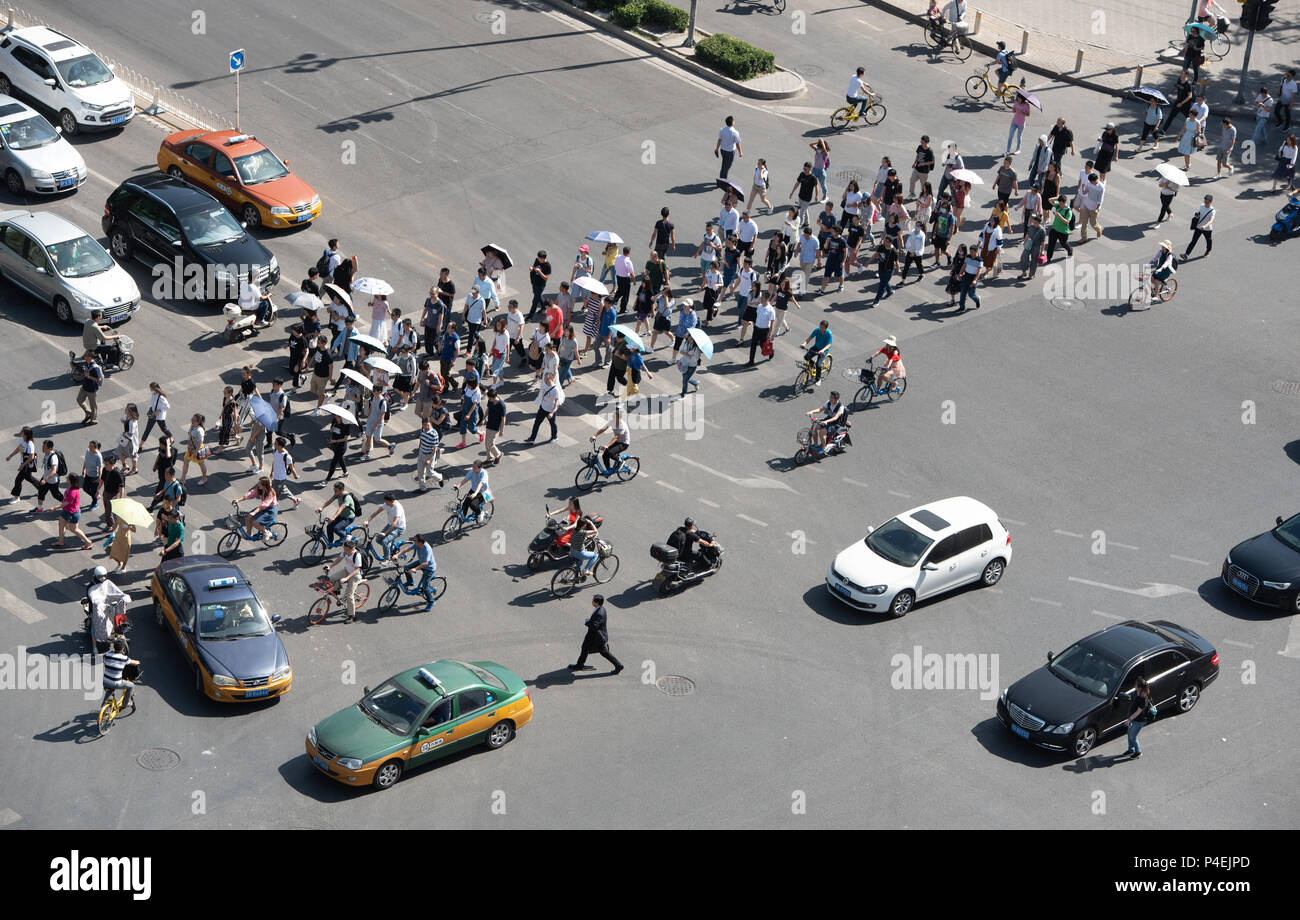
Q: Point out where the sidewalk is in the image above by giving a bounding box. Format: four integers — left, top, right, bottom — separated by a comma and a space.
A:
869, 0, 1297, 113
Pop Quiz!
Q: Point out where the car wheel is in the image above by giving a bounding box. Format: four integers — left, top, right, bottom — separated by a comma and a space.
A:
241, 204, 261, 228
980, 558, 1005, 586
1177, 682, 1201, 713
0, 74, 10, 96
60, 110, 79, 136
4, 169, 23, 196
53, 296, 74, 325
485, 720, 515, 749
373, 759, 403, 790
166, 166, 184, 179
1071, 726, 1097, 757
888, 590, 914, 618
109, 228, 132, 261
1290, 591, 1300, 614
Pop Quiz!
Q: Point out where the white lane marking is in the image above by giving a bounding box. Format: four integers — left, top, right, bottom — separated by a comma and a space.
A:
1054, 529, 1085, 538
261, 80, 317, 111
1029, 597, 1064, 607
843, 477, 871, 489
0, 533, 81, 601
1090, 610, 1125, 621
736, 513, 768, 527
856, 18, 883, 31
1220, 638, 1254, 649
1170, 554, 1212, 566
1280, 616, 1300, 660
0, 585, 47, 623
767, 105, 839, 115
886, 490, 910, 498
52, 362, 231, 427
698, 498, 720, 508
0, 808, 20, 827
670, 453, 798, 494
702, 418, 723, 428
1068, 577, 1196, 598
1110, 541, 1140, 551
655, 480, 683, 493
1000, 518, 1026, 526
733, 434, 754, 444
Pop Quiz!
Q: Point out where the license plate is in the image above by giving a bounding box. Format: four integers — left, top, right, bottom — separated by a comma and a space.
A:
1231, 577, 1250, 594
57, 178, 76, 189
109, 115, 128, 125
245, 688, 269, 698
295, 212, 311, 222
833, 582, 852, 599
311, 755, 329, 773
1011, 724, 1030, 740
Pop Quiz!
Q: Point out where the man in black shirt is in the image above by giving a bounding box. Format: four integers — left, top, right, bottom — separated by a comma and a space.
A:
790, 162, 820, 230
1160, 70, 1194, 135
527, 251, 551, 320
1048, 117, 1075, 168
909, 135, 935, 198
649, 207, 675, 259
435, 268, 456, 332
872, 237, 898, 304
820, 225, 848, 294
301, 268, 322, 296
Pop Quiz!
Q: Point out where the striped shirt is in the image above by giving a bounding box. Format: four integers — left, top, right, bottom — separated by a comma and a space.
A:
418, 427, 441, 454
103, 651, 131, 687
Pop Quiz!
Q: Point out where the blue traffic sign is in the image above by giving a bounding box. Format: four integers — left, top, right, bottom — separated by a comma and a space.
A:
229, 48, 245, 73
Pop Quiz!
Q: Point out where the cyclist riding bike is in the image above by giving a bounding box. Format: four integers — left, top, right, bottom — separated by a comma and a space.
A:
365, 492, 406, 557
319, 482, 360, 543
871, 334, 906, 393
402, 532, 438, 611
101, 636, 140, 712
456, 459, 491, 523
670, 518, 718, 571
805, 390, 847, 450
590, 404, 630, 472
87, 565, 128, 654
926, 0, 948, 40
845, 67, 871, 117
237, 477, 278, 540
1146, 240, 1177, 297
327, 535, 365, 623
801, 320, 833, 386
569, 513, 602, 580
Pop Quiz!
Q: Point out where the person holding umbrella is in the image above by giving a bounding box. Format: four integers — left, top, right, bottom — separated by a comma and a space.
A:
1007, 90, 1032, 156
1135, 92, 1165, 152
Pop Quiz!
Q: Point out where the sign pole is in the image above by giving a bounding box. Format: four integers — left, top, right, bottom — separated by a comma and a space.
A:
235, 68, 240, 131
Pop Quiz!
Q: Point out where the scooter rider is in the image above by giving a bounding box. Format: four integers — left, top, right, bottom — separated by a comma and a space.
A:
86, 565, 128, 654
402, 532, 437, 611
805, 390, 846, 451
238, 269, 275, 326
82, 309, 122, 367
589, 403, 630, 472
671, 518, 717, 572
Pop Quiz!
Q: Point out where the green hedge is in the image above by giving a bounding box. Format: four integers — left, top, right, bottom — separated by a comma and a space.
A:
607, 0, 689, 31
694, 32, 775, 81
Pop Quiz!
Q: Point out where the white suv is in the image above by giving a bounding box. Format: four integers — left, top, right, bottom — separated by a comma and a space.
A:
826, 496, 1012, 617
0, 26, 133, 135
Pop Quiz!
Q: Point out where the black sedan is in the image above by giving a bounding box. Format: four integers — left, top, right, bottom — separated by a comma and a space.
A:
997, 620, 1218, 758
1222, 513, 1300, 613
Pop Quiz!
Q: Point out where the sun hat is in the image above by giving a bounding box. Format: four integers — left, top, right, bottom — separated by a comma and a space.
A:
883, 335, 898, 347
1160, 240, 1172, 249
579, 244, 589, 253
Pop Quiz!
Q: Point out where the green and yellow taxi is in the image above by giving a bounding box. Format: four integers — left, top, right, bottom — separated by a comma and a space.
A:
151, 556, 292, 702
306, 659, 533, 790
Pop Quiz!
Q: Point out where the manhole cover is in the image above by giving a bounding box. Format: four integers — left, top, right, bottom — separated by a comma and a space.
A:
137, 748, 181, 772
1049, 297, 1084, 312
793, 63, 825, 78
655, 675, 695, 696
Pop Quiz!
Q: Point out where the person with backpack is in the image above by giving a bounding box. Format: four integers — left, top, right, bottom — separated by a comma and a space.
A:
320, 482, 361, 544
930, 198, 955, 267
151, 465, 185, 514
994, 41, 1017, 98
76, 350, 104, 425
270, 437, 301, 507
34, 440, 66, 511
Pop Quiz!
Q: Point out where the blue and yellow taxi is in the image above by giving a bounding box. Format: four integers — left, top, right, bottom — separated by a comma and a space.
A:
306, 660, 533, 790
150, 556, 292, 702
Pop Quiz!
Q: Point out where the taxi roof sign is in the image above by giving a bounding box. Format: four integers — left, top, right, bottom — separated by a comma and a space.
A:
208, 576, 239, 589
416, 668, 448, 697
223, 134, 255, 146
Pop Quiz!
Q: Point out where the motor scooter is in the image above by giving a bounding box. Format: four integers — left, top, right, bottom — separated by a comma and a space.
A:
650, 531, 724, 595
527, 505, 604, 571
1270, 193, 1300, 241
70, 335, 134, 381
223, 294, 279, 344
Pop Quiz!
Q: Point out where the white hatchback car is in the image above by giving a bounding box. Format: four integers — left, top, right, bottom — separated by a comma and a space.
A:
826, 496, 1011, 617
0, 26, 133, 135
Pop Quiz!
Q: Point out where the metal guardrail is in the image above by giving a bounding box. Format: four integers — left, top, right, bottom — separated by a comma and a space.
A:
4, 5, 227, 131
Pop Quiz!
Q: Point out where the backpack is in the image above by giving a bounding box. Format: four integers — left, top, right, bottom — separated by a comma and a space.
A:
1002, 50, 1017, 73
347, 491, 364, 516
1169, 253, 1179, 271
314, 249, 334, 281
54, 450, 68, 477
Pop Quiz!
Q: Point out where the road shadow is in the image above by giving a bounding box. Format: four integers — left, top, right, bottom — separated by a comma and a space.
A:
800, 584, 889, 626
1196, 576, 1287, 621
1284, 439, 1300, 466
33, 712, 104, 745
529, 666, 579, 690
969, 717, 1064, 768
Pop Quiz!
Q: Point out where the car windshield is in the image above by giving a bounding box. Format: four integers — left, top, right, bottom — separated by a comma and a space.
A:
46, 235, 114, 278
360, 679, 427, 735
55, 53, 114, 88
234, 149, 290, 185
180, 206, 245, 246
0, 115, 60, 150
1048, 640, 1125, 698
1273, 514, 1300, 554
196, 597, 271, 639
865, 517, 933, 568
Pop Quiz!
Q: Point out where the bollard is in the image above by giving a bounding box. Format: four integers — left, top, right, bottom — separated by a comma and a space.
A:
144, 86, 164, 116
1075, 48, 1084, 73
1021, 30, 1029, 55
1133, 65, 1143, 88
973, 10, 982, 35
5, 8, 13, 30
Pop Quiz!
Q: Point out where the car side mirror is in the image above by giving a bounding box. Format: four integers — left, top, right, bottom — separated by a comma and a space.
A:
363, 685, 370, 695
922, 563, 938, 571
43, 78, 56, 88
1277, 516, 1285, 527
172, 239, 183, 248
1046, 651, 1055, 662
240, 221, 248, 229
35, 266, 46, 274
283, 158, 289, 166
55, 126, 62, 135
271, 613, 282, 624
865, 525, 874, 535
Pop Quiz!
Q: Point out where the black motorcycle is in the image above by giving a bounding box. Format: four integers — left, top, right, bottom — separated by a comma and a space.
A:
527, 506, 604, 571
650, 531, 724, 595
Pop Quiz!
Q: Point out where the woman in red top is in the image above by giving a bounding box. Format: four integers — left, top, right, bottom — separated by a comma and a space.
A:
546, 496, 584, 548
872, 335, 906, 392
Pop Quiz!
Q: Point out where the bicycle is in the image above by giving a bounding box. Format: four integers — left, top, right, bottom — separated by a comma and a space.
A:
575, 445, 641, 491
550, 539, 620, 598
378, 566, 448, 612
830, 90, 886, 130
794, 351, 834, 394
965, 65, 1023, 108
845, 355, 908, 407
299, 509, 372, 571
1128, 266, 1177, 310
369, 530, 417, 568
921, 18, 972, 61
307, 570, 371, 625
441, 482, 495, 541
1174, 25, 1229, 61
96, 664, 141, 737
217, 499, 288, 559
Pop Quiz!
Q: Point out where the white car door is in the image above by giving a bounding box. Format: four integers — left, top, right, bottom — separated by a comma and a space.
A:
950, 523, 995, 587
9, 46, 56, 109
916, 533, 965, 599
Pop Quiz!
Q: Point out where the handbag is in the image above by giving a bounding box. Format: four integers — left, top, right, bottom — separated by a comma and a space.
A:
760, 337, 774, 357
1189, 214, 1199, 231
625, 380, 639, 397
196, 446, 211, 460
1193, 132, 1207, 150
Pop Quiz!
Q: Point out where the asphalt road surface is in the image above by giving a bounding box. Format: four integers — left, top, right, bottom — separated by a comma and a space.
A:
0, 0, 1296, 829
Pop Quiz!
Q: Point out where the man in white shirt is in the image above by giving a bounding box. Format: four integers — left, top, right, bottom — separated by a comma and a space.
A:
845, 67, 869, 117
714, 115, 742, 179
730, 258, 760, 344
1077, 172, 1105, 241
365, 492, 407, 558
238, 270, 273, 325
1182, 193, 1215, 260
695, 222, 722, 285
270, 437, 300, 506
1276, 69, 1297, 131
526, 371, 565, 443
900, 222, 927, 281
717, 202, 740, 237
736, 211, 759, 257
1252, 86, 1274, 147
748, 293, 776, 366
